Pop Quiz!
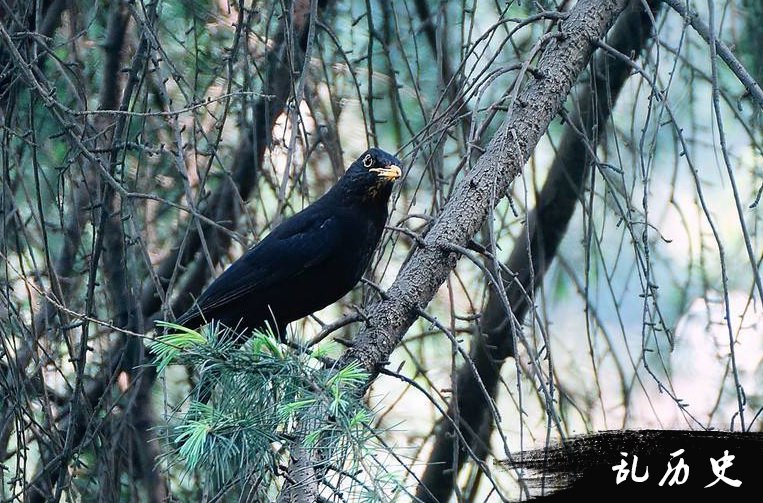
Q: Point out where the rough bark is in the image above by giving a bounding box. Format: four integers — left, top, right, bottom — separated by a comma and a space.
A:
415, 1, 661, 501
343, 0, 630, 375
277, 1, 630, 500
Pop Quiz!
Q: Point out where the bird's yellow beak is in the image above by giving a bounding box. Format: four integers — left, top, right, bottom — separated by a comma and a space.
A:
370, 165, 402, 181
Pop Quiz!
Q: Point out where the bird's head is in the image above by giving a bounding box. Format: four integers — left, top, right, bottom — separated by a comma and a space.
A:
342, 148, 402, 202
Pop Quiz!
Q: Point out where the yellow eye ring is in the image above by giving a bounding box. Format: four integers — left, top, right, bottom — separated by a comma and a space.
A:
363, 154, 373, 168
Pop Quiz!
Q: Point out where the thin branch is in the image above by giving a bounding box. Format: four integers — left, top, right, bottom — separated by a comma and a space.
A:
277, 1, 632, 500
663, 0, 763, 109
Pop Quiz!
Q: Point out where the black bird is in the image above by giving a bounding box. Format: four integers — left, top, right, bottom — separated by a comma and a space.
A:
174, 148, 402, 340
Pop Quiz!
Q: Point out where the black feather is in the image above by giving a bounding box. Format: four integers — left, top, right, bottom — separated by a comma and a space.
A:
173, 148, 402, 340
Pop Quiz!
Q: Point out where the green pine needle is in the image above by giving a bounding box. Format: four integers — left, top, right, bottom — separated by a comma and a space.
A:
175, 419, 210, 471
154, 322, 393, 499
149, 321, 208, 372
326, 360, 368, 388
277, 398, 317, 421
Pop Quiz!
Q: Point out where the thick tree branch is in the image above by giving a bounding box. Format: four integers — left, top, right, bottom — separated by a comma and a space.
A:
416, 1, 662, 500
277, 0, 630, 500
343, 0, 630, 375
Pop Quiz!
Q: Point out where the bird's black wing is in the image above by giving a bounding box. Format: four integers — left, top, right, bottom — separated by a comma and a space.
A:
178, 208, 344, 322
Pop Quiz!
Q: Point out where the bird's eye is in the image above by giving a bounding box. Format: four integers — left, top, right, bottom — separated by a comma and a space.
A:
363, 154, 373, 168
